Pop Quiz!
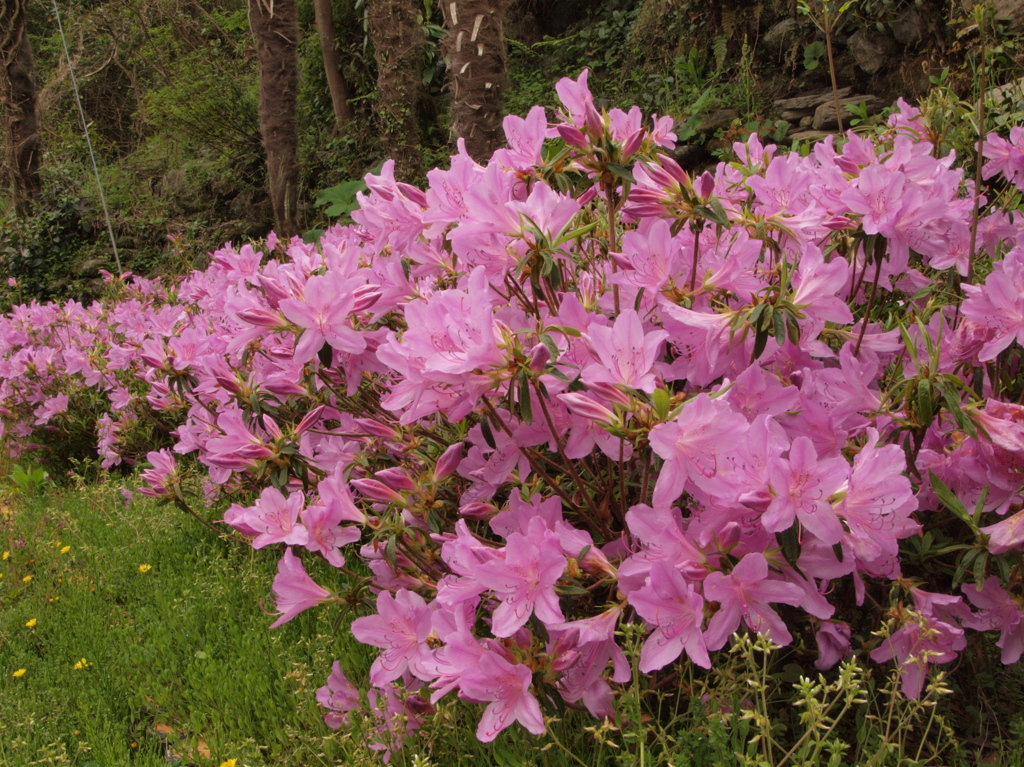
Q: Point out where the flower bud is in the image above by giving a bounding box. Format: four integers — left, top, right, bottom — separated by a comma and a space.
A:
295, 405, 326, 435
695, 171, 715, 201
354, 418, 399, 439
352, 284, 383, 312
459, 502, 495, 520
350, 478, 405, 505
527, 343, 551, 374
375, 467, 417, 492
556, 124, 589, 148
621, 127, 646, 158
434, 442, 464, 481
558, 392, 616, 424
262, 415, 283, 441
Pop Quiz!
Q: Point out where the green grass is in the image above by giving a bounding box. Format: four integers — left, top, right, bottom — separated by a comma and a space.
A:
0, 481, 371, 767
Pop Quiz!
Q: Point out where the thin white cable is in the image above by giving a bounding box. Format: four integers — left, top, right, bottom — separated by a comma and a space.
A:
50, 0, 122, 274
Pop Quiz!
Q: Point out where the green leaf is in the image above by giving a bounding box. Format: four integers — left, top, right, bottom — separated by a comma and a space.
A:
606, 163, 637, 184
776, 526, 803, 573
693, 203, 730, 227
518, 370, 533, 424
929, 471, 975, 528
773, 308, 787, 346
952, 547, 981, 589
974, 551, 989, 591
652, 388, 671, 420
480, 415, 497, 450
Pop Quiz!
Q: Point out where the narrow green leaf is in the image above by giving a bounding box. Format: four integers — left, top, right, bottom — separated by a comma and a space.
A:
518, 370, 533, 424
480, 415, 497, 450
606, 163, 637, 184
652, 388, 671, 420
928, 471, 974, 527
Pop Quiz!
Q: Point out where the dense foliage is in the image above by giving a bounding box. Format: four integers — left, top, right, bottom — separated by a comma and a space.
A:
4, 71, 1024, 760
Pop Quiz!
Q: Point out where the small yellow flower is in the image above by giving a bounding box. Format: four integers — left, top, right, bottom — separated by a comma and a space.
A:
61, 546, 71, 555
72, 657, 92, 670
48, 596, 59, 602
25, 618, 37, 628
21, 575, 32, 583
2, 550, 9, 560
219, 760, 238, 767
13, 668, 26, 678
138, 564, 152, 573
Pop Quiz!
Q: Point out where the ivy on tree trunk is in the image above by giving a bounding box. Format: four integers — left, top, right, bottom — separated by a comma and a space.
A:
367, 0, 424, 180
0, 0, 42, 218
313, 0, 354, 131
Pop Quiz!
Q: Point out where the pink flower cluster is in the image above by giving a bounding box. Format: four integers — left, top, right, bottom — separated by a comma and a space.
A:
3, 71, 1024, 756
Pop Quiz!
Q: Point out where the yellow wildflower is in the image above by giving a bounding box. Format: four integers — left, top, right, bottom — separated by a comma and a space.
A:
2, 550, 9, 560
21, 575, 32, 583
72, 658, 92, 670
13, 669, 26, 678
220, 760, 238, 767
25, 618, 36, 628
61, 545, 71, 554
138, 564, 152, 573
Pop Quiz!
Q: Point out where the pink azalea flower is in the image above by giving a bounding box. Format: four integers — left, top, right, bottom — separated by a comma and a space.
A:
629, 561, 711, 671
270, 548, 333, 628
762, 436, 848, 545
250, 486, 309, 549
351, 589, 433, 686
458, 651, 545, 742
963, 577, 1024, 664
316, 661, 361, 729
649, 393, 750, 505
279, 272, 366, 364
582, 309, 668, 393
702, 552, 805, 651
473, 520, 566, 637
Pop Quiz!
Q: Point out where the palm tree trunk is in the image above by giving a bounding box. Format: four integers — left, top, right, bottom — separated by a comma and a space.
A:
249, 0, 301, 238
442, 0, 507, 162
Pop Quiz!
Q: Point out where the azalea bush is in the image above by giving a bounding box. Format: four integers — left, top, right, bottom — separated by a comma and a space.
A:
3, 69, 1024, 760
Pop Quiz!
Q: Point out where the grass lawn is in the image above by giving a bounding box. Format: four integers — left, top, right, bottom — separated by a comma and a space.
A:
0, 479, 372, 766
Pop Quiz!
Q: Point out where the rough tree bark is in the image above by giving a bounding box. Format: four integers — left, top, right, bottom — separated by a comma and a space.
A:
312, 0, 354, 130
249, 0, 301, 238
0, 0, 42, 218
441, 0, 508, 162
366, 0, 424, 180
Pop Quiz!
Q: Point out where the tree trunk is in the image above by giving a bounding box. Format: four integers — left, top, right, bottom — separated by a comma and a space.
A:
0, 0, 42, 218
442, 0, 507, 163
366, 0, 423, 180
249, 0, 301, 238
313, 0, 354, 130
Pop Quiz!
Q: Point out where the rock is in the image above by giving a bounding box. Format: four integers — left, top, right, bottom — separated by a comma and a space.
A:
891, 8, 927, 47
812, 95, 884, 130
775, 87, 852, 111
789, 129, 835, 142
670, 144, 711, 171
76, 258, 105, 275
799, 116, 814, 128
763, 18, 802, 52
780, 108, 816, 121
847, 28, 895, 74
987, 75, 1024, 107
964, 0, 1024, 32
695, 109, 740, 135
